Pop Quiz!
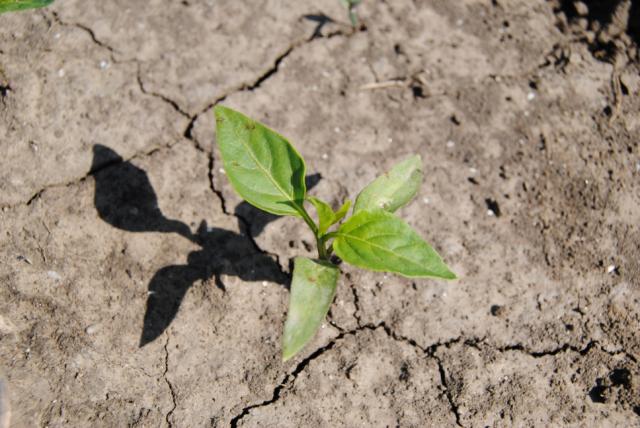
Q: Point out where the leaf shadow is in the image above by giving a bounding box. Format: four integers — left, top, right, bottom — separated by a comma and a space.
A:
92, 145, 319, 347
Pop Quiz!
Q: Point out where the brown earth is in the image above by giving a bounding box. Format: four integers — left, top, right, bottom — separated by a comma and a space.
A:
1, 0, 639, 426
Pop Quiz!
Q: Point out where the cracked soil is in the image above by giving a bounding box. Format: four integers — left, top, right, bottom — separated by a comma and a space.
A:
1, 0, 640, 426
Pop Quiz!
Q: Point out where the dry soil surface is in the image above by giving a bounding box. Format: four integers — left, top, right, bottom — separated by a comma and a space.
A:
1, 0, 639, 427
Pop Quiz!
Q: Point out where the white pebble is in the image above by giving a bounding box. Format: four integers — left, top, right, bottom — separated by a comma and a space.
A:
99, 60, 109, 69
57, 69, 65, 77
487, 209, 495, 216
635, 162, 640, 172
54, 33, 61, 39
422, 197, 430, 204
456, 19, 464, 26
387, 138, 393, 143
527, 92, 536, 101
262, 281, 267, 287
334, 127, 341, 133
606, 265, 616, 274
446, 140, 455, 148
85, 324, 99, 335
219, 168, 225, 174
469, 167, 477, 174
321, 153, 328, 160
524, 111, 530, 117
47, 271, 61, 281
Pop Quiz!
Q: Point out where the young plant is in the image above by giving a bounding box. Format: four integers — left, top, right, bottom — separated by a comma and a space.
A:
339, 0, 362, 28
214, 106, 456, 361
0, 0, 53, 14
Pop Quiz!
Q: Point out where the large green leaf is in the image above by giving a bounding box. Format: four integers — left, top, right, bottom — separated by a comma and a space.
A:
282, 257, 339, 361
0, 0, 53, 14
308, 196, 351, 235
333, 210, 456, 279
215, 105, 306, 217
353, 155, 423, 214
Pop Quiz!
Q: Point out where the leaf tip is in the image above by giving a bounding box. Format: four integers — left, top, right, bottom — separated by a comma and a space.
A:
440, 267, 457, 280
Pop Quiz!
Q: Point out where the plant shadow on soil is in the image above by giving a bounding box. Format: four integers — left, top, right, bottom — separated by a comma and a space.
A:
91, 145, 319, 347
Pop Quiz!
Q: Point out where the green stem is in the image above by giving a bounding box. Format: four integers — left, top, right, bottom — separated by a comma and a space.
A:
297, 204, 330, 260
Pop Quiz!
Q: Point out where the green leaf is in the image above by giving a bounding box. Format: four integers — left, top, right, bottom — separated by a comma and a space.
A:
282, 257, 339, 361
308, 197, 351, 235
334, 199, 351, 224
307, 197, 334, 236
353, 155, 423, 214
215, 105, 306, 217
0, 0, 53, 14
333, 209, 456, 279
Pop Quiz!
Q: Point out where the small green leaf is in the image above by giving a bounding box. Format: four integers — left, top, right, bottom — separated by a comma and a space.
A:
308, 197, 351, 235
333, 199, 351, 224
0, 0, 53, 14
333, 209, 456, 279
215, 105, 306, 217
353, 155, 423, 214
282, 257, 339, 361
307, 196, 334, 236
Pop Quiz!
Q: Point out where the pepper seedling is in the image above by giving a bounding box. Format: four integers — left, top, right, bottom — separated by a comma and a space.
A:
214, 106, 456, 361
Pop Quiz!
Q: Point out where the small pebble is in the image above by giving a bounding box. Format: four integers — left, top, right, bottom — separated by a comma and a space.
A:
446, 140, 455, 148
262, 281, 267, 287
527, 92, 536, 101
54, 33, 61, 39
47, 271, 61, 281
469, 167, 477, 174
85, 324, 99, 335
606, 265, 616, 274
456, 19, 464, 26
334, 127, 341, 133
422, 197, 430, 204
321, 153, 328, 160
57, 69, 65, 77
487, 209, 495, 217
99, 60, 109, 69
219, 168, 225, 174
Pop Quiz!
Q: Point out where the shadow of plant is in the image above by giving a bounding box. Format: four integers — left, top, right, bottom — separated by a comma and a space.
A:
92, 145, 319, 346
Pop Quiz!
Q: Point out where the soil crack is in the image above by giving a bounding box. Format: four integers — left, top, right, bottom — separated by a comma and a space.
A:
163, 334, 177, 427
50, 12, 119, 57
136, 69, 190, 118
434, 356, 464, 427
229, 322, 382, 426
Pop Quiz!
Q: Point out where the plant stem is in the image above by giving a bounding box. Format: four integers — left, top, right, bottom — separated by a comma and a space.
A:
297, 204, 330, 260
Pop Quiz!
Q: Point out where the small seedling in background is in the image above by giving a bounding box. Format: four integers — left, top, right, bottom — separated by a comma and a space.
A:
340, 0, 362, 28
0, 0, 53, 14
215, 106, 456, 361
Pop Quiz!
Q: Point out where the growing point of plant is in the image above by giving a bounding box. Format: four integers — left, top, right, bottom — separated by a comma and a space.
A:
214, 105, 455, 361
